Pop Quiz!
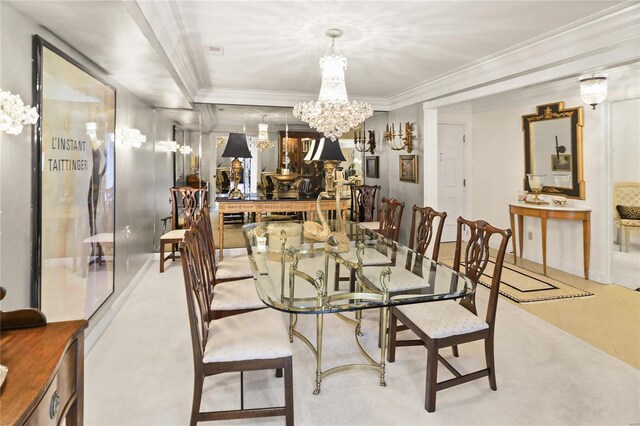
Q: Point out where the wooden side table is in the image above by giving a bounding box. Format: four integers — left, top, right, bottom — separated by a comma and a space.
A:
0, 320, 87, 425
509, 203, 591, 280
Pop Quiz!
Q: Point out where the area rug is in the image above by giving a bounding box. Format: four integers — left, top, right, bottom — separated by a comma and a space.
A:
440, 257, 593, 303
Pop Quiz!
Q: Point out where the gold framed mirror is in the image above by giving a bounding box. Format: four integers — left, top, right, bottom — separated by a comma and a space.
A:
522, 102, 585, 199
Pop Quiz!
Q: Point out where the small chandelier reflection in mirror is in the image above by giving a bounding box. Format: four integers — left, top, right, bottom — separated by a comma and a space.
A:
293, 28, 373, 141
216, 136, 226, 147
180, 145, 193, 155
158, 140, 179, 152
256, 115, 275, 151
579, 73, 607, 110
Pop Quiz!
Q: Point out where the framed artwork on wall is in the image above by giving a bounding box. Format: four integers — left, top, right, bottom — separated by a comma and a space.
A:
366, 156, 379, 178
399, 155, 419, 183
32, 35, 116, 321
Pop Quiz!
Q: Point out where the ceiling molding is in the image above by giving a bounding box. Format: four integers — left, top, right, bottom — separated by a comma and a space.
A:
129, 0, 201, 102
194, 88, 391, 111
389, 2, 640, 110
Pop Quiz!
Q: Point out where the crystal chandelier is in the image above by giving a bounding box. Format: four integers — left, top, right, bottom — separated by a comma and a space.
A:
293, 29, 373, 141
0, 89, 38, 135
256, 115, 275, 151
579, 73, 608, 110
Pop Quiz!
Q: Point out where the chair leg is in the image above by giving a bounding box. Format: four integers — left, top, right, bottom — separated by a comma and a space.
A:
624, 228, 630, 253
485, 337, 497, 391
160, 242, 166, 273
190, 375, 203, 426
284, 357, 294, 426
387, 309, 397, 363
452, 345, 459, 357
425, 341, 439, 413
334, 263, 340, 291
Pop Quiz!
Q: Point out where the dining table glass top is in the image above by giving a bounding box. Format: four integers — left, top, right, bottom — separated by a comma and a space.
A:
242, 220, 475, 314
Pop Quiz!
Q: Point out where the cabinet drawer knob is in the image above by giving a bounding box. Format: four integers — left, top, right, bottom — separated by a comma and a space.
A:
49, 390, 60, 419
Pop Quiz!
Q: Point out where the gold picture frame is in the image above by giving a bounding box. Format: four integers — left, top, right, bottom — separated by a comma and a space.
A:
399, 155, 418, 183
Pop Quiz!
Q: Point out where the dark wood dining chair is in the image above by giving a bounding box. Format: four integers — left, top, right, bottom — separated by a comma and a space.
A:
193, 209, 265, 320
180, 226, 294, 426
159, 186, 206, 272
387, 216, 512, 413
363, 205, 447, 346
350, 184, 381, 223
199, 202, 253, 282
380, 197, 405, 242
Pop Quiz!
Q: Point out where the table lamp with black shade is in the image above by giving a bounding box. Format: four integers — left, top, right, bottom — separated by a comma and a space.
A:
221, 132, 252, 199
309, 134, 346, 193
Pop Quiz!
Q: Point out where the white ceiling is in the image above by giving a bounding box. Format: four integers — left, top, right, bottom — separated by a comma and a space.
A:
7, 0, 633, 130
179, 1, 623, 98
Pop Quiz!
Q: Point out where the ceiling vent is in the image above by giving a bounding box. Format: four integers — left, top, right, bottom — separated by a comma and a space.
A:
207, 45, 224, 56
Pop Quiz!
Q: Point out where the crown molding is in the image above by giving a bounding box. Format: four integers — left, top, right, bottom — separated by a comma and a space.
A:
195, 88, 391, 111
392, 3, 640, 110
128, 0, 201, 102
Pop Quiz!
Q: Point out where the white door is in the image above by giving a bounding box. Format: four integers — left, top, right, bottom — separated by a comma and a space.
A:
438, 124, 465, 242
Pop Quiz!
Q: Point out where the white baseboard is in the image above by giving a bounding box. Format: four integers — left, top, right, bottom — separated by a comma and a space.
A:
85, 254, 154, 355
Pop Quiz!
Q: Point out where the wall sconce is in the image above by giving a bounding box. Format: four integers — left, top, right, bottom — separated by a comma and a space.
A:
579, 73, 608, 110
354, 127, 376, 154
0, 89, 38, 135
158, 140, 179, 152
117, 128, 147, 148
385, 122, 413, 153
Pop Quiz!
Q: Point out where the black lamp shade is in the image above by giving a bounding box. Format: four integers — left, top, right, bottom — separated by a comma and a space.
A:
222, 133, 252, 158
310, 134, 346, 162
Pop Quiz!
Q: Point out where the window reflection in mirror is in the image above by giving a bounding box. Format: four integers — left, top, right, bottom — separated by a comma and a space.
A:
530, 118, 573, 189
522, 102, 584, 199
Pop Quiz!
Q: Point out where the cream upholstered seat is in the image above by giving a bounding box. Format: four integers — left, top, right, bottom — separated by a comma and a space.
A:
364, 266, 430, 292
396, 300, 488, 339
360, 221, 380, 231
613, 182, 640, 252
159, 229, 187, 273
339, 247, 392, 266
210, 278, 264, 311
215, 254, 253, 280
203, 308, 292, 363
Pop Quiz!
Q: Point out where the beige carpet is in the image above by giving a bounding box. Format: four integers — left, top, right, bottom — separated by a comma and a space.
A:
441, 257, 593, 303
85, 257, 639, 425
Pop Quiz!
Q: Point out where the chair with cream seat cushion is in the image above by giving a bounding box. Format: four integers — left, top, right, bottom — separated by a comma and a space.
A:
199, 202, 253, 281
613, 182, 640, 252
380, 197, 405, 243
159, 186, 205, 273
193, 211, 265, 320
387, 216, 511, 413
180, 226, 293, 426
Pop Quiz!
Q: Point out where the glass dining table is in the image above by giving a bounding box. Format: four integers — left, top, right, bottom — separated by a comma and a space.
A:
242, 220, 475, 394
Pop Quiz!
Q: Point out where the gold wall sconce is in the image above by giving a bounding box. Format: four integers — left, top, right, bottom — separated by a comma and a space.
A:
354, 128, 376, 154
385, 122, 413, 153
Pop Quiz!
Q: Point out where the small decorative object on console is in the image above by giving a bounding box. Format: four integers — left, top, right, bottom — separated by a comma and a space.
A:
526, 174, 548, 205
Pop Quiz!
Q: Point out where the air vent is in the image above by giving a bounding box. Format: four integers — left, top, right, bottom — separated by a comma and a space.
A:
208, 45, 224, 56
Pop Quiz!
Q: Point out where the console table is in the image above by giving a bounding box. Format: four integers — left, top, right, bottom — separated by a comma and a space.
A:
509, 203, 591, 279
0, 320, 87, 425
217, 195, 349, 259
